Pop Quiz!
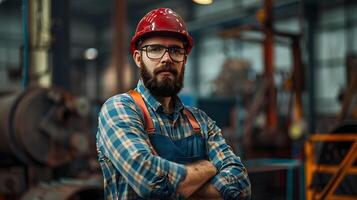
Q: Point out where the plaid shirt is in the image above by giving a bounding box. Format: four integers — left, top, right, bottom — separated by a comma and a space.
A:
97, 80, 251, 200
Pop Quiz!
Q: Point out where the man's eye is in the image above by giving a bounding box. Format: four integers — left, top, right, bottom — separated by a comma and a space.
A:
148, 45, 163, 52
170, 48, 183, 54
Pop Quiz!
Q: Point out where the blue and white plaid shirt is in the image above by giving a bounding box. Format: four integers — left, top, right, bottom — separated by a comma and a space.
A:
97, 80, 251, 200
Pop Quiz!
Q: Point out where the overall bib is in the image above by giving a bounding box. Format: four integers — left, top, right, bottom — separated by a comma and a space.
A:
128, 90, 207, 164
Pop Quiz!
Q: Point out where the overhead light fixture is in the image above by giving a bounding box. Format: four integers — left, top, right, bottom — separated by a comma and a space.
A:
193, 0, 213, 5
84, 48, 98, 60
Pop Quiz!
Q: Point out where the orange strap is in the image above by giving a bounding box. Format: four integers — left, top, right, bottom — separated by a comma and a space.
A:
183, 109, 201, 133
128, 90, 201, 134
128, 90, 155, 134
128, 90, 158, 155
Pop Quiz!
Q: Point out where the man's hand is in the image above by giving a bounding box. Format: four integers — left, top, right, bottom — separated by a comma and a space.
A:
176, 160, 217, 198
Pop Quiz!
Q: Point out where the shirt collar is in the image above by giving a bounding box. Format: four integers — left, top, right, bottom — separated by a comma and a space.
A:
136, 80, 184, 113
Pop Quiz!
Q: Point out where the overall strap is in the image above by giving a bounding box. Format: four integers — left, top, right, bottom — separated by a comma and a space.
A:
128, 90, 158, 156
183, 109, 201, 133
128, 90, 155, 134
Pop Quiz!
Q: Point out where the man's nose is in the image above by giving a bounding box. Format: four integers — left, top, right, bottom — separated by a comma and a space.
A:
161, 50, 172, 62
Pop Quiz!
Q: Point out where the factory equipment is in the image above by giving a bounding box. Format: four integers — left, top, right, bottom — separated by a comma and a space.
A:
212, 59, 255, 98
21, 178, 103, 200
218, 0, 305, 157
305, 121, 357, 200
0, 87, 99, 199
0, 87, 91, 166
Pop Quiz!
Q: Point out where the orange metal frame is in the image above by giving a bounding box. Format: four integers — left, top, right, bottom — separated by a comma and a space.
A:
305, 134, 357, 200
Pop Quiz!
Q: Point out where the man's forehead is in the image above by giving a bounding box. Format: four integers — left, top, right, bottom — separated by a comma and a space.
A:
141, 36, 184, 47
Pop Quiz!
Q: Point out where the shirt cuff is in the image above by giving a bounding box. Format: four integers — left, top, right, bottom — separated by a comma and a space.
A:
211, 171, 251, 200
149, 162, 187, 199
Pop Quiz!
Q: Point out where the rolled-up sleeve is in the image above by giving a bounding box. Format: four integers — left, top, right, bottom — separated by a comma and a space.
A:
97, 95, 186, 199
204, 114, 251, 200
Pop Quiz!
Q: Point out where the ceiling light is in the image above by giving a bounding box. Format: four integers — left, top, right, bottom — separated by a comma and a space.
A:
84, 48, 98, 60
193, 0, 213, 5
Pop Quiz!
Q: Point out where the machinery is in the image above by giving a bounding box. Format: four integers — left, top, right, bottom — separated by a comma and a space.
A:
0, 87, 101, 199
305, 121, 357, 200
218, 0, 305, 158
20, 178, 103, 200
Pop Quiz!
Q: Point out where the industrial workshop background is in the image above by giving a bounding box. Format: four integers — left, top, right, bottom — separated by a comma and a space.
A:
0, 0, 356, 199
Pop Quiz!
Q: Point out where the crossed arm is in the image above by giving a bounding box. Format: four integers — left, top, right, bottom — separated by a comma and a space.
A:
177, 160, 221, 199
179, 111, 251, 200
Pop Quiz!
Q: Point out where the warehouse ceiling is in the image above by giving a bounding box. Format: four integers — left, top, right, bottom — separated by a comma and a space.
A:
0, 0, 193, 28
1, 0, 354, 40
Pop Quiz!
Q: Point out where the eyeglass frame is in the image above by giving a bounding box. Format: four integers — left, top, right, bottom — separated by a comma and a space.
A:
139, 44, 186, 62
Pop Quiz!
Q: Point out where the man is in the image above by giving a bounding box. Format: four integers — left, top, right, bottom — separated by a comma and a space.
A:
97, 8, 251, 200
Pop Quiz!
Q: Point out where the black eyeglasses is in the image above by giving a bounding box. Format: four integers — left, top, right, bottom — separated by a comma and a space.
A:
139, 44, 186, 62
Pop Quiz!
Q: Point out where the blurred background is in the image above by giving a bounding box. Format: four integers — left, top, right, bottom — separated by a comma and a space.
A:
0, 0, 356, 199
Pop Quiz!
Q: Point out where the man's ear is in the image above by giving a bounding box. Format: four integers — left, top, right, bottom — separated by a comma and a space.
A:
133, 50, 141, 68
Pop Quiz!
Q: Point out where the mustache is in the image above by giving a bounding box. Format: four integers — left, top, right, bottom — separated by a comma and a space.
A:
153, 65, 178, 76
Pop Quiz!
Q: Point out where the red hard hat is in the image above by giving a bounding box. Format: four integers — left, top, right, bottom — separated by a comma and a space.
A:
130, 8, 194, 55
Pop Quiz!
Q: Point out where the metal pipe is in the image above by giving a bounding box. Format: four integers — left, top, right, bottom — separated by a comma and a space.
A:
52, 0, 70, 90
29, 0, 52, 87
113, 0, 127, 93
263, 0, 278, 132
305, 0, 317, 133
22, 0, 30, 88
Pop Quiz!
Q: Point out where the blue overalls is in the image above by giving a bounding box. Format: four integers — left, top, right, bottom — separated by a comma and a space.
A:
128, 90, 207, 164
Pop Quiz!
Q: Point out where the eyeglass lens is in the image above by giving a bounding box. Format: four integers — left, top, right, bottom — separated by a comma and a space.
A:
143, 45, 185, 62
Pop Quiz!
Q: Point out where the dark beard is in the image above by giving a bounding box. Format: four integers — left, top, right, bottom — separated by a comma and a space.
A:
140, 60, 184, 97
